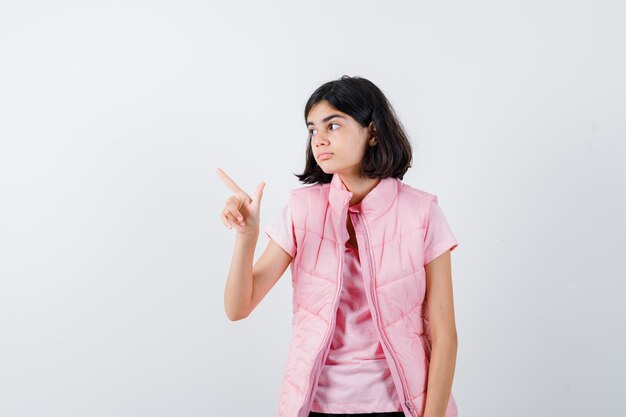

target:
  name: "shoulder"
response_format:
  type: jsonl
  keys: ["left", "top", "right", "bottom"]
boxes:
{"left": 396, "top": 181, "right": 455, "bottom": 231}
{"left": 289, "top": 182, "right": 328, "bottom": 195}
{"left": 396, "top": 180, "right": 439, "bottom": 205}
{"left": 280, "top": 184, "right": 329, "bottom": 222}
{"left": 286, "top": 182, "right": 330, "bottom": 203}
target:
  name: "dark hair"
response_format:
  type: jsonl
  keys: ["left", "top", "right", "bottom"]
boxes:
{"left": 294, "top": 75, "right": 413, "bottom": 184}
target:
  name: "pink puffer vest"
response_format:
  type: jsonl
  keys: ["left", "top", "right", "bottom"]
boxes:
{"left": 277, "top": 172, "right": 458, "bottom": 417}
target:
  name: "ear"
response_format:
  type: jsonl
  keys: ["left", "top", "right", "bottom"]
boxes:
{"left": 368, "top": 122, "right": 377, "bottom": 145}
{"left": 368, "top": 121, "right": 377, "bottom": 136}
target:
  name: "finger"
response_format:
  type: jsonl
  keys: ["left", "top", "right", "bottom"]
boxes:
{"left": 254, "top": 181, "right": 266, "bottom": 204}
{"left": 223, "top": 210, "right": 238, "bottom": 228}
{"left": 226, "top": 202, "right": 243, "bottom": 221}
{"left": 216, "top": 168, "right": 251, "bottom": 199}
{"left": 225, "top": 206, "right": 245, "bottom": 225}
{"left": 236, "top": 193, "right": 253, "bottom": 206}
{"left": 224, "top": 210, "right": 243, "bottom": 227}
{"left": 226, "top": 195, "right": 248, "bottom": 215}
{"left": 221, "top": 212, "right": 232, "bottom": 229}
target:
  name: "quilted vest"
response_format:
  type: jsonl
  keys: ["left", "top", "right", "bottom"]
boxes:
{"left": 276, "top": 172, "right": 458, "bottom": 417}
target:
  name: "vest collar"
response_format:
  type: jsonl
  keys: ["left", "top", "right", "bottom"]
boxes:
{"left": 328, "top": 172, "right": 398, "bottom": 221}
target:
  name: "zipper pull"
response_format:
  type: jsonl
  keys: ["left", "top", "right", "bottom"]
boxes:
{"left": 405, "top": 400, "right": 416, "bottom": 416}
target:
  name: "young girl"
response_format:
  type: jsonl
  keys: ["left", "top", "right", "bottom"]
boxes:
{"left": 219, "top": 75, "right": 459, "bottom": 417}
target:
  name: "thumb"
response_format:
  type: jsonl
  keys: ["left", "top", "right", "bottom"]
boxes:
{"left": 254, "top": 181, "right": 266, "bottom": 206}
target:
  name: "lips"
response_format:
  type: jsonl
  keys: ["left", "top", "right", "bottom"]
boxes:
{"left": 318, "top": 152, "right": 333, "bottom": 160}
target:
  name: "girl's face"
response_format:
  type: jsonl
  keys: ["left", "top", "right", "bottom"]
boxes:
{"left": 306, "top": 100, "right": 376, "bottom": 177}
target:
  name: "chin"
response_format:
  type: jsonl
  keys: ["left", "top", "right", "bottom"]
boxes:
{"left": 318, "top": 165, "right": 337, "bottom": 174}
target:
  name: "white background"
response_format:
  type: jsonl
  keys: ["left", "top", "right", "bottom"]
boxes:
{"left": 1, "top": 1, "right": 625, "bottom": 416}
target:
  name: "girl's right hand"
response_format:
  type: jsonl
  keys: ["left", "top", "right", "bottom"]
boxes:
{"left": 216, "top": 167, "right": 266, "bottom": 235}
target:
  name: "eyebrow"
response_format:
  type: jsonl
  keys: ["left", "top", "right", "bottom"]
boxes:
{"left": 306, "top": 114, "right": 346, "bottom": 126}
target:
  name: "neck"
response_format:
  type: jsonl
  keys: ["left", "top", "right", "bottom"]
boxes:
{"left": 338, "top": 174, "right": 381, "bottom": 206}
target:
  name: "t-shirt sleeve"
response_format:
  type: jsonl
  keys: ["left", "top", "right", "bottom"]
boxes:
{"left": 264, "top": 202, "right": 297, "bottom": 258}
{"left": 423, "top": 197, "right": 459, "bottom": 265}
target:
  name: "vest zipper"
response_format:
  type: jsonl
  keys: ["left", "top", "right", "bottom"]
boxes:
{"left": 297, "top": 195, "right": 351, "bottom": 417}
{"left": 358, "top": 212, "right": 418, "bottom": 417}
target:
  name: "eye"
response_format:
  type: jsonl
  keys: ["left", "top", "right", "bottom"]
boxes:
{"left": 308, "top": 122, "right": 339, "bottom": 137}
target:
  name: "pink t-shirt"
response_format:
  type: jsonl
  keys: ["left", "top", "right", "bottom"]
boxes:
{"left": 264, "top": 197, "right": 459, "bottom": 414}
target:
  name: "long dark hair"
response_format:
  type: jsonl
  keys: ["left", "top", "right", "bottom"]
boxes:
{"left": 295, "top": 75, "right": 413, "bottom": 184}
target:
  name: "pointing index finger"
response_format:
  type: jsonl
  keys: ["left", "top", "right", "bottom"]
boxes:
{"left": 216, "top": 168, "right": 250, "bottom": 198}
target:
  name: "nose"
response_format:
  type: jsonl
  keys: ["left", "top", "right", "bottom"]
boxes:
{"left": 311, "top": 131, "right": 330, "bottom": 148}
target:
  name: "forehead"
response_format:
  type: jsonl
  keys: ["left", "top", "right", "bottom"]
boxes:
{"left": 306, "top": 101, "right": 349, "bottom": 126}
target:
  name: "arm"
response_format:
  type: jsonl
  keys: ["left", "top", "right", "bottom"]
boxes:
{"left": 422, "top": 250, "right": 458, "bottom": 417}
{"left": 217, "top": 168, "right": 293, "bottom": 321}
{"left": 224, "top": 231, "right": 293, "bottom": 321}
